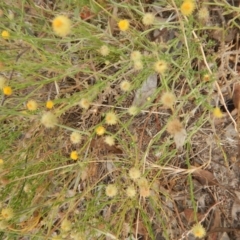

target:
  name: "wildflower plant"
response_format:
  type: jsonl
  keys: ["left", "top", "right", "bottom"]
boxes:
{"left": 0, "top": 0, "right": 236, "bottom": 239}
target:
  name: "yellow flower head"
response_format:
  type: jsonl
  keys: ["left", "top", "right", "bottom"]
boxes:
{"left": 154, "top": 60, "right": 168, "bottom": 74}
{"left": 27, "top": 100, "right": 38, "bottom": 111}
{"left": 70, "top": 150, "right": 78, "bottom": 160}
{"left": 118, "top": 19, "right": 129, "bottom": 31}
{"left": 52, "top": 15, "right": 71, "bottom": 37}
{"left": 180, "top": 0, "right": 195, "bottom": 16}
{"left": 1, "top": 30, "right": 10, "bottom": 39}
{"left": 105, "top": 112, "right": 118, "bottom": 125}
{"left": 191, "top": 223, "right": 206, "bottom": 238}
{"left": 95, "top": 126, "right": 105, "bottom": 136}
{"left": 213, "top": 107, "right": 223, "bottom": 118}
{"left": 46, "top": 100, "right": 54, "bottom": 109}
{"left": 3, "top": 86, "right": 12, "bottom": 96}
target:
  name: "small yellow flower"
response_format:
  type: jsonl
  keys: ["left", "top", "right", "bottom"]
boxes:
{"left": 1, "top": 30, "right": 10, "bottom": 39}
{"left": 129, "top": 167, "right": 141, "bottom": 180}
{"left": 95, "top": 126, "right": 105, "bottom": 136}
{"left": 213, "top": 107, "right": 223, "bottom": 118}
{"left": 180, "top": 0, "right": 195, "bottom": 16}
{"left": 61, "top": 218, "right": 72, "bottom": 232}
{"left": 202, "top": 74, "right": 210, "bottom": 82}
{"left": 52, "top": 15, "right": 71, "bottom": 37}
{"left": 105, "top": 112, "right": 118, "bottom": 125}
{"left": 120, "top": 80, "right": 131, "bottom": 92}
{"left": 41, "top": 112, "right": 58, "bottom": 128}
{"left": 142, "top": 13, "right": 155, "bottom": 26}
{"left": 130, "top": 51, "right": 142, "bottom": 62}
{"left": 105, "top": 184, "right": 117, "bottom": 197}
{"left": 99, "top": 45, "right": 110, "bottom": 56}
{"left": 46, "top": 100, "right": 54, "bottom": 109}
{"left": 1, "top": 208, "right": 14, "bottom": 220}
{"left": 191, "top": 223, "right": 206, "bottom": 238}
{"left": 70, "top": 151, "right": 78, "bottom": 160}
{"left": 154, "top": 60, "right": 168, "bottom": 74}
{"left": 3, "top": 86, "right": 12, "bottom": 96}
{"left": 26, "top": 100, "right": 38, "bottom": 111}
{"left": 104, "top": 136, "right": 115, "bottom": 146}
{"left": 79, "top": 98, "right": 91, "bottom": 109}
{"left": 70, "top": 131, "right": 82, "bottom": 144}
{"left": 0, "top": 76, "right": 6, "bottom": 89}
{"left": 118, "top": 19, "right": 129, "bottom": 31}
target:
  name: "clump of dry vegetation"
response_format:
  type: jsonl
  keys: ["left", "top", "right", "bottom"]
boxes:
{"left": 0, "top": 0, "right": 240, "bottom": 239}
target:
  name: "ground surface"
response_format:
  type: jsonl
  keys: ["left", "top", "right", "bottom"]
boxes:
{"left": 0, "top": 0, "right": 240, "bottom": 240}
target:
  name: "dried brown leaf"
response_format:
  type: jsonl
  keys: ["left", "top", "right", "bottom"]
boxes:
{"left": 192, "top": 169, "right": 218, "bottom": 186}
{"left": 132, "top": 74, "right": 157, "bottom": 108}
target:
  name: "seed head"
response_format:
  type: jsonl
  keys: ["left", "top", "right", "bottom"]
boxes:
{"left": 166, "top": 119, "right": 183, "bottom": 135}
{"left": 133, "top": 60, "right": 143, "bottom": 71}
{"left": 126, "top": 186, "right": 136, "bottom": 198}
{"left": 41, "top": 112, "right": 58, "bottom": 128}
{"left": 161, "top": 92, "right": 176, "bottom": 109}
{"left": 142, "top": 13, "right": 155, "bottom": 26}
{"left": 191, "top": 223, "right": 206, "bottom": 238}
{"left": 1, "top": 208, "right": 14, "bottom": 220}
{"left": 120, "top": 80, "right": 131, "bottom": 92}
{"left": 70, "top": 132, "right": 82, "bottom": 144}
{"left": 198, "top": 6, "right": 209, "bottom": 22}
{"left": 129, "top": 167, "right": 141, "bottom": 180}
{"left": 104, "top": 136, "right": 115, "bottom": 146}
{"left": 128, "top": 106, "right": 140, "bottom": 116}
{"left": 154, "top": 60, "right": 168, "bottom": 74}
{"left": 105, "top": 184, "right": 117, "bottom": 197}
{"left": 79, "top": 98, "right": 91, "bottom": 109}
{"left": 130, "top": 51, "right": 142, "bottom": 62}
{"left": 99, "top": 45, "right": 110, "bottom": 56}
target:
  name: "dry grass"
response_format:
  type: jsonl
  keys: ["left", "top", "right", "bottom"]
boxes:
{"left": 0, "top": 0, "right": 240, "bottom": 239}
